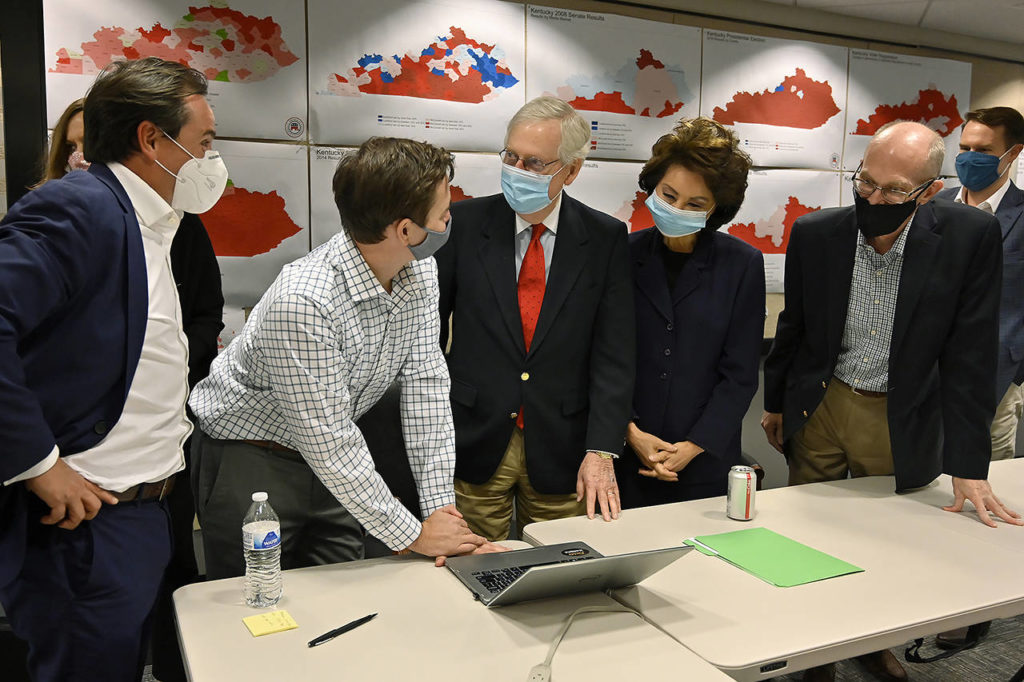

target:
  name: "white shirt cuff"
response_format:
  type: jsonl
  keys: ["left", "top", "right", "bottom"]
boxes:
{"left": 5, "top": 445, "right": 60, "bottom": 485}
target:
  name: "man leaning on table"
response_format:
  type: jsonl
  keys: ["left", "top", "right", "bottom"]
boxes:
{"left": 189, "top": 137, "right": 490, "bottom": 574}
{"left": 761, "top": 121, "right": 1022, "bottom": 681}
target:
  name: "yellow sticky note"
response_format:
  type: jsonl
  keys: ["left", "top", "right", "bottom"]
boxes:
{"left": 243, "top": 610, "right": 299, "bottom": 637}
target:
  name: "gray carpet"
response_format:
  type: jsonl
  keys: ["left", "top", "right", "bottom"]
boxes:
{"left": 772, "top": 615, "right": 1024, "bottom": 681}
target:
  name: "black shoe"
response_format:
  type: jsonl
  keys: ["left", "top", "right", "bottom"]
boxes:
{"left": 802, "top": 663, "right": 836, "bottom": 682}
{"left": 935, "top": 620, "right": 991, "bottom": 650}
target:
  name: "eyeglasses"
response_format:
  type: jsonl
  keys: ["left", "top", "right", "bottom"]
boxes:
{"left": 499, "top": 149, "right": 561, "bottom": 174}
{"left": 850, "top": 163, "right": 936, "bottom": 204}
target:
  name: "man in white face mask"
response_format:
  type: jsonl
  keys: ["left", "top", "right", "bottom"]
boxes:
{"left": 436, "top": 96, "right": 636, "bottom": 541}
{"left": 0, "top": 57, "right": 220, "bottom": 682}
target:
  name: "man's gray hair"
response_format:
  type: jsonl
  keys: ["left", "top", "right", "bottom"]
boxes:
{"left": 873, "top": 120, "right": 945, "bottom": 180}
{"left": 505, "top": 96, "right": 591, "bottom": 164}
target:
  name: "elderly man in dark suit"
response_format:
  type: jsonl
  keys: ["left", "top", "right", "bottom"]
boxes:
{"left": 0, "top": 58, "right": 226, "bottom": 682}
{"left": 762, "top": 120, "right": 1022, "bottom": 682}
{"left": 436, "top": 96, "right": 635, "bottom": 540}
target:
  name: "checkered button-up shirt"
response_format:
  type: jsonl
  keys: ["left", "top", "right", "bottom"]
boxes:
{"left": 834, "top": 220, "right": 912, "bottom": 393}
{"left": 189, "top": 230, "right": 455, "bottom": 550}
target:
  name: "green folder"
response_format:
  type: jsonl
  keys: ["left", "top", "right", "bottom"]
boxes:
{"left": 683, "top": 527, "right": 863, "bottom": 587}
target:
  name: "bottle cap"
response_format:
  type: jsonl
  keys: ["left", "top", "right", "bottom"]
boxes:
{"left": 252, "top": 491, "right": 268, "bottom": 502}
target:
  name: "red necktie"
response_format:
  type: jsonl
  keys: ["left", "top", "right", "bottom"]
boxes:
{"left": 517, "top": 223, "right": 546, "bottom": 429}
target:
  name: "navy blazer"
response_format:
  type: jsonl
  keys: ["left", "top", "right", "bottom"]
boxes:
{"left": 0, "top": 164, "right": 147, "bottom": 586}
{"left": 937, "top": 182, "right": 1024, "bottom": 401}
{"left": 437, "top": 192, "right": 635, "bottom": 494}
{"left": 620, "top": 228, "right": 764, "bottom": 505}
{"left": 764, "top": 199, "right": 1001, "bottom": 491}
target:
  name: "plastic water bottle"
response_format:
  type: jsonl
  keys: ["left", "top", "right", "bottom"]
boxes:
{"left": 242, "top": 491, "right": 282, "bottom": 607}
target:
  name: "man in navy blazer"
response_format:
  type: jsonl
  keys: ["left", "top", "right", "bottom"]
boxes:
{"left": 436, "top": 97, "right": 634, "bottom": 540}
{"left": 0, "top": 58, "right": 224, "bottom": 682}
{"left": 939, "top": 106, "right": 1024, "bottom": 460}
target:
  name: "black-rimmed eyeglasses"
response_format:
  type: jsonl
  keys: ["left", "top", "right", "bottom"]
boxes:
{"left": 849, "top": 162, "right": 936, "bottom": 204}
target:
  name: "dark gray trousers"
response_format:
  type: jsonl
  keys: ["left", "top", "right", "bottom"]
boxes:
{"left": 191, "top": 430, "right": 364, "bottom": 579}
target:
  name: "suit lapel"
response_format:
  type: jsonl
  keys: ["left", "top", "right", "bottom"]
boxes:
{"left": 478, "top": 197, "right": 526, "bottom": 356}
{"left": 529, "top": 195, "right": 587, "bottom": 357}
{"left": 633, "top": 230, "right": 673, "bottom": 324}
{"left": 90, "top": 164, "right": 148, "bottom": 399}
{"left": 826, "top": 211, "right": 858, "bottom": 361}
{"left": 996, "top": 181, "right": 1024, "bottom": 242}
{"left": 891, "top": 204, "right": 940, "bottom": 357}
{"left": 672, "top": 232, "right": 713, "bottom": 305}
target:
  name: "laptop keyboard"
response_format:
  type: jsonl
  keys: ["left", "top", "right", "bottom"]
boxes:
{"left": 472, "top": 556, "right": 595, "bottom": 594}
{"left": 473, "top": 567, "right": 526, "bottom": 593}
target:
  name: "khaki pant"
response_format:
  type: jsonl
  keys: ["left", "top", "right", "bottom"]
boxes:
{"left": 789, "top": 379, "right": 895, "bottom": 485}
{"left": 455, "top": 429, "right": 585, "bottom": 541}
{"left": 990, "top": 383, "right": 1024, "bottom": 461}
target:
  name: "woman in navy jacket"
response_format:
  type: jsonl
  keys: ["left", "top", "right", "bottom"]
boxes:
{"left": 618, "top": 118, "right": 765, "bottom": 507}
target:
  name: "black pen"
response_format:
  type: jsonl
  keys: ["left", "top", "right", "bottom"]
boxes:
{"left": 307, "top": 613, "right": 377, "bottom": 648}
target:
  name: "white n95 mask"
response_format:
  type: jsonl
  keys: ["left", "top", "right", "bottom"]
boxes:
{"left": 155, "top": 129, "right": 229, "bottom": 214}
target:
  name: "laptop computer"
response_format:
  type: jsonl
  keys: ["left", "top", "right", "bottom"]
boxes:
{"left": 446, "top": 541, "right": 691, "bottom": 607}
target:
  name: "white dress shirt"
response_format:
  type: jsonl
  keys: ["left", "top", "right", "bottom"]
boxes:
{"left": 955, "top": 179, "right": 1012, "bottom": 215}
{"left": 514, "top": 193, "right": 562, "bottom": 280}
{"left": 59, "top": 163, "right": 191, "bottom": 491}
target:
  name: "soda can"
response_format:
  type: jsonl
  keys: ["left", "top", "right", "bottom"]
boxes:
{"left": 727, "top": 465, "right": 756, "bottom": 521}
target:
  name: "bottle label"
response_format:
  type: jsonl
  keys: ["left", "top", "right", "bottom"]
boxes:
{"left": 254, "top": 530, "right": 281, "bottom": 550}
{"left": 243, "top": 522, "right": 282, "bottom": 550}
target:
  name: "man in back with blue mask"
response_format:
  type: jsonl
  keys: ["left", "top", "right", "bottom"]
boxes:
{"left": 436, "top": 96, "right": 635, "bottom": 541}
{"left": 189, "top": 137, "right": 490, "bottom": 576}
{"left": 940, "top": 107, "right": 1024, "bottom": 462}
{"left": 933, "top": 106, "right": 1024, "bottom": 652}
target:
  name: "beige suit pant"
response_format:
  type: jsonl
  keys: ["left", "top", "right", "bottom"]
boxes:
{"left": 788, "top": 380, "right": 895, "bottom": 485}
{"left": 990, "top": 383, "right": 1024, "bottom": 461}
{"left": 455, "top": 428, "right": 585, "bottom": 541}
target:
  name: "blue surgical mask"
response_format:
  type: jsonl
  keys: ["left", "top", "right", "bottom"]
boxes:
{"left": 645, "top": 192, "right": 710, "bottom": 237}
{"left": 955, "top": 148, "right": 1012, "bottom": 192}
{"left": 408, "top": 216, "right": 452, "bottom": 260}
{"left": 500, "top": 162, "right": 563, "bottom": 215}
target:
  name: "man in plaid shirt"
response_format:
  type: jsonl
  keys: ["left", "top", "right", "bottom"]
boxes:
{"left": 189, "top": 137, "right": 486, "bottom": 575}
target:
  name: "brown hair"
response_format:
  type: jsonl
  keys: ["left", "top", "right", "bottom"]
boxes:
{"left": 84, "top": 57, "right": 208, "bottom": 164}
{"left": 965, "top": 107, "right": 1024, "bottom": 149}
{"left": 332, "top": 137, "right": 454, "bottom": 244}
{"left": 35, "top": 98, "right": 85, "bottom": 187}
{"left": 638, "top": 117, "right": 752, "bottom": 232}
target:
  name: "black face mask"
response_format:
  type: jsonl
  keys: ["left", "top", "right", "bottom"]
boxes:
{"left": 852, "top": 189, "right": 918, "bottom": 239}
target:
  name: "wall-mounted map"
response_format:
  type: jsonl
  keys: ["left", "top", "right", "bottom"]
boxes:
{"left": 44, "top": 1, "right": 307, "bottom": 140}
{"left": 526, "top": 5, "right": 699, "bottom": 161}
{"left": 308, "top": 0, "right": 525, "bottom": 149}
{"left": 700, "top": 30, "right": 848, "bottom": 170}
{"left": 844, "top": 49, "right": 970, "bottom": 174}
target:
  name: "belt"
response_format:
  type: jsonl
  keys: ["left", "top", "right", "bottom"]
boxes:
{"left": 242, "top": 439, "right": 299, "bottom": 455}
{"left": 834, "top": 377, "right": 887, "bottom": 399}
{"left": 108, "top": 475, "right": 176, "bottom": 503}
